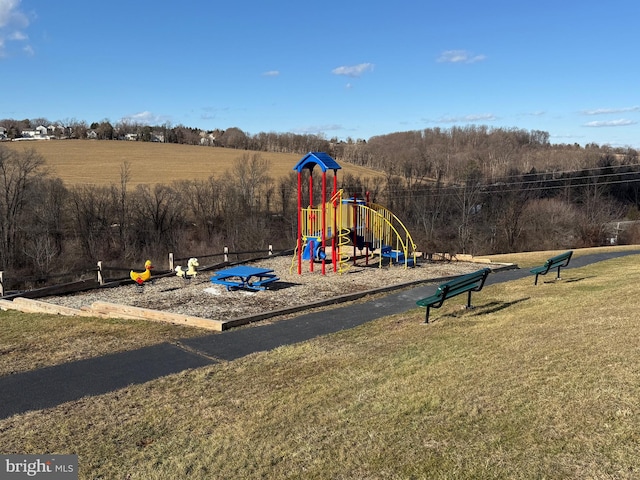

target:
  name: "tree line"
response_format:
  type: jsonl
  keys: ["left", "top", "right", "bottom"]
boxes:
{"left": 3, "top": 117, "right": 637, "bottom": 171}
{"left": 1, "top": 124, "right": 639, "bottom": 290}
{"left": 0, "top": 117, "right": 335, "bottom": 153}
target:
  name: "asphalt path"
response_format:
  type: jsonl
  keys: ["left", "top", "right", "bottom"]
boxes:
{"left": 1, "top": 249, "right": 638, "bottom": 419}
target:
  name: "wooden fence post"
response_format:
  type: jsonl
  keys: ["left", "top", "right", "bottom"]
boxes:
{"left": 169, "top": 253, "right": 174, "bottom": 272}
{"left": 224, "top": 246, "right": 229, "bottom": 263}
{"left": 0, "top": 271, "right": 4, "bottom": 297}
{"left": 97, "top": 261, "right": 104, "bottom": 286}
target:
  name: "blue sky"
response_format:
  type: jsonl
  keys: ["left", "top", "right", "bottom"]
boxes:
{"left": 1, "top": 0, "right": 639, "bottom": 147}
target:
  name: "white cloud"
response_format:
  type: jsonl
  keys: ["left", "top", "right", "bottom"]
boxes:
{"left": 121, "top": 111, "right": 170, "bottom": 125}
{"left": 8, "top": 30, "right": 25, "bottom": 40}
{"left": 331, "top": 63, "right": 374, "bottom": 78}
{"left": 582, "top": 106, "right": 640, "bottom": 115}
{"left": 431, "top": 113, "right": 497, "bottom": 124}
{"left": 292, "top": 124, "right": 343, "bottom": 135}
{"left": 0, "top": 0, "right": 31, "bottom": 57}
{"left": 437, "top": 50, "right": 486, "bottom": 64}
{"left": 262, "top": 70, "right": 280, "bottom": 77}
{"left": 0, "top": 0, "right": 22, "bottom": 27}
{"left": 583, "top": 119, "right": 636, "bottom": 127}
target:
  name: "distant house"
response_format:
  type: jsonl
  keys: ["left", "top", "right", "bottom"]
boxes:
{"left": 18, "top": 125, "right": 50, "bottom": 141}
{"left": 199, "top": 131, "right": 217, "bottom": 146}
{"left": 47, "top": 125, "right": 66, "bottom": 138}
{"left": 87, "top": 130, "right": 98, "bottom": 139}
{"left": 0, "top": 127, "right": 6, "bottom": 140}
{"left": 124, "top": 133, "right": 138, "bottom": 141}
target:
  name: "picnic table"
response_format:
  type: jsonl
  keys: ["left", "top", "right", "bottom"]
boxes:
{"left": 209, "top": 266, "right": 279, "bottom": 291}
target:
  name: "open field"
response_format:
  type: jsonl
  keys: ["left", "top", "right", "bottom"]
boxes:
{"left": 4, "top": 140, "right": 386, "bottom": 188}
{"left": 2, "top": 249, "right": 640, "bottom": 478}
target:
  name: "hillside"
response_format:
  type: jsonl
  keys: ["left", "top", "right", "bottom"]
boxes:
{"left": 4, "top": 140, "right": 386, "bottom": 188}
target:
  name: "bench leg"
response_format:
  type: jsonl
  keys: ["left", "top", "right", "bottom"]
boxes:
{"left": 466, "top": 290, "right": 473, "bottom": 309}
{"left": 556, "top": 266, "right": 562, "bottom": 280}
{"left": 534, "top": 273, "right": 540, "bottom": 286}
{"left": 425, "top": 305, "right": 431, "bottom": 324}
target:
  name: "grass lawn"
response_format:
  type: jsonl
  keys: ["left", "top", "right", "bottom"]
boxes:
{"left": 483, "top": 244, "right": 640, "bottom": 268}
{"left": 1, "top": 252, "right": 640, "bottom": 478}
{"left": 0, "top": 313, "right": 207, "bottom": 376}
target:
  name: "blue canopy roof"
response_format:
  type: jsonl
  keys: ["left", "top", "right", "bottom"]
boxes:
{"left": 293, "top": 152, "right": 342, "bottom": 173}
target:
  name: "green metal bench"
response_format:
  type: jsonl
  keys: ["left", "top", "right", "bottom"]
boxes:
{"left": 530, "top": 250, "right": 573, "bottom": 285}
{"left": 416, "top": 268, "right": 491, "bottom": 323}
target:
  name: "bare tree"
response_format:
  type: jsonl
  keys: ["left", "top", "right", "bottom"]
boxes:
{"left": 69, "top": 185, "right": 115, "bottom": 260}
{"left": 521, "top": 198, "right": 578, "bottom": 250}
{"left": 22, "top": 177, "right": 68, "bottom": 272}
{"left": 409, "top": 174, "right": 447, "bottom": 252}
{"left": 110, "top": 162, "right": 133, "bottom": 259}
{"left": 23, "top": 235, "right": 58, "bottom": 276}
{"left": 0, "top": 146, "right": 47, "bottom": 268}
{"left": 455, "top": 161, "right": 484, "bottom": 254}
{"left": 277, "top": 172, "right": 297, "bottom": 218}
{"left": 219, "top": 127, "right": 248, "bottom": 149}
{"left": 131, "top": 184, "right": 187, "bottom": 254}
{"left": 575, "top": 180, "right": 625, "bottom": 246}
{"left": 229, "top": 153, "right": 273, "bottom": 215}
{"left": 178, "top": 176, "right": 225, "bottom": 242}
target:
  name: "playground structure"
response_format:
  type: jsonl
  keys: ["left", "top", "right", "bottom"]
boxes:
{"left": 292, "top": 152, "right": 418, "bottom": 275}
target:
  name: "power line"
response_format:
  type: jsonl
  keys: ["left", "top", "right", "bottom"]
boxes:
{"left": 377, "top": 166, "right": 640, "bottom": 199}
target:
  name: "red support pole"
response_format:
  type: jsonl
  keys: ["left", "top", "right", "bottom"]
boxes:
{"left": 321, "top": 171, "right": 327, "bottom": 275}
{"left": 352, "top": 195, "right": 357, "bottom": 266}
{"left": 332, "top": 200, "right": 337, "bottom": 273}
{"left": 297, "top": 171, "right": 302, "bottom": 274}
{"left": 365, "top": 191, "right": 370, "bottom": 265}
{"left": 333, "top": 173, "right": 339, "bottom": 272}
{"left": 308, "top": 171, "right": 314, "bottom": 273}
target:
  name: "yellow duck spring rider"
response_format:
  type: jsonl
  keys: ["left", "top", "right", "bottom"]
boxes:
{"left": 130, "top": 260, "right": 153, "bottom": 286}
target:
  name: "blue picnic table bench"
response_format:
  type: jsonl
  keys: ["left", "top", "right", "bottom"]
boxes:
{"left": 210, "top": 266, "right": 279, "bottom": 291}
